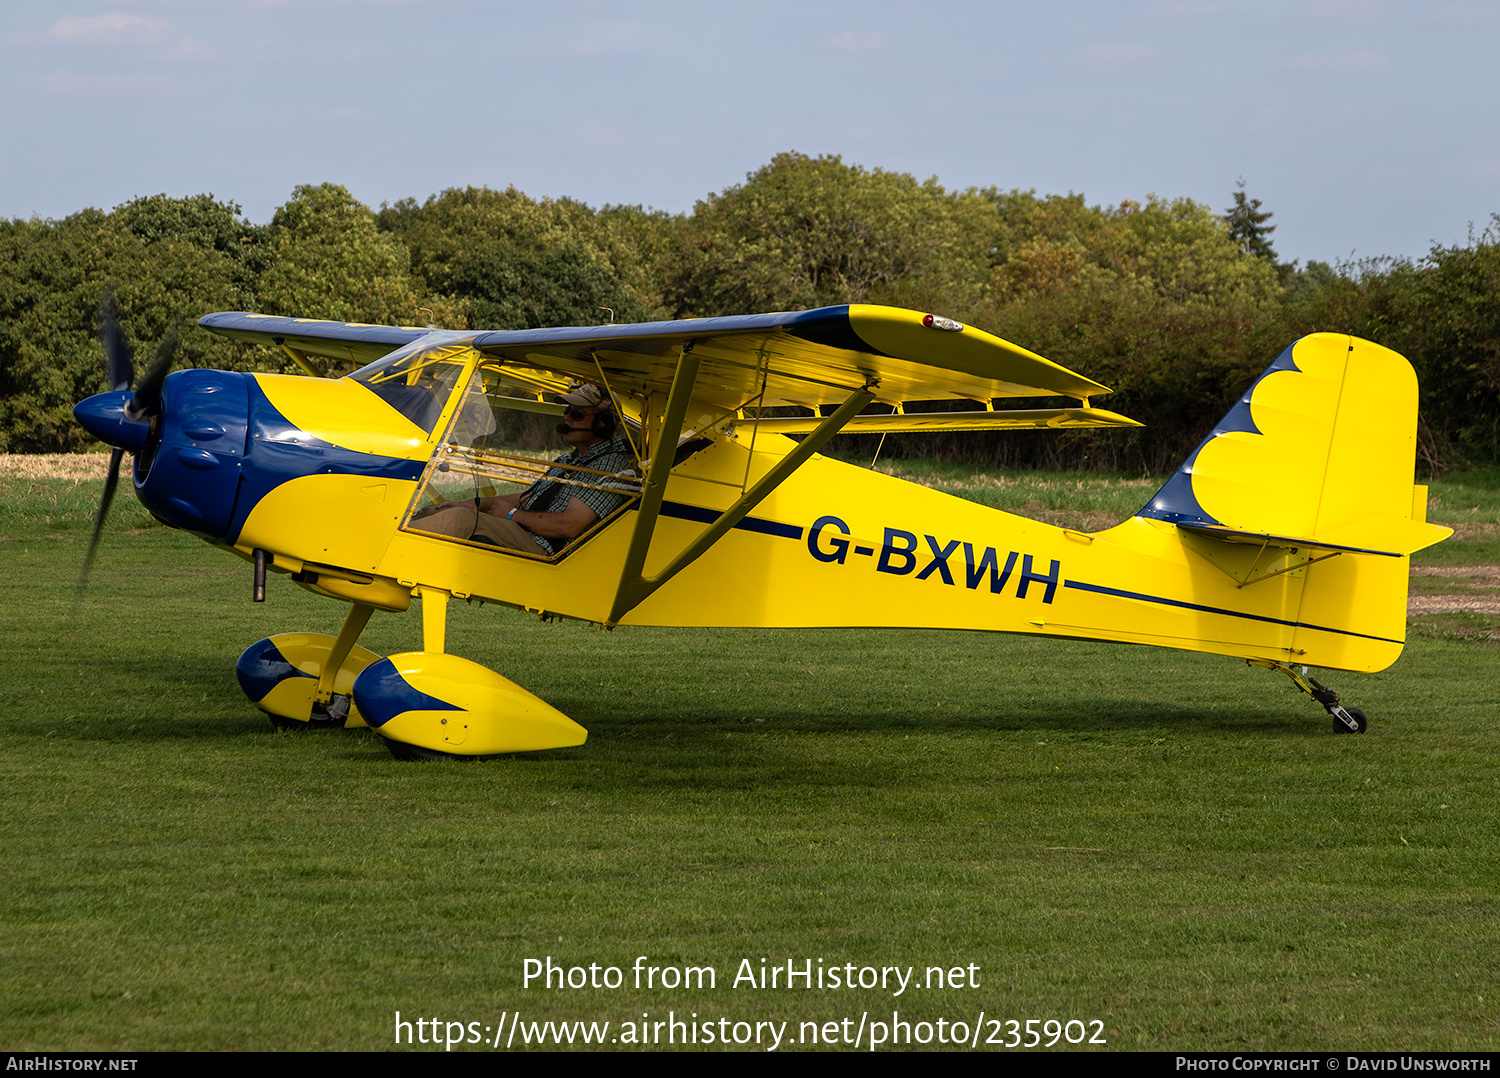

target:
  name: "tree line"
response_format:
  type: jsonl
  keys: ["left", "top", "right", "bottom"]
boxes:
{"left": 2, "top": 152, "right": 1495, "bottom": 473}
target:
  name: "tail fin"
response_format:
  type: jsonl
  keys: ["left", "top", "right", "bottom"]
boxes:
{"left": 1138, "top": 333, "right": 1450, "bottom": 670}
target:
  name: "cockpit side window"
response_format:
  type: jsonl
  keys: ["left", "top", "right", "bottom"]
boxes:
{"left": 399, "top": 365, "right": 643, "bottom": 561}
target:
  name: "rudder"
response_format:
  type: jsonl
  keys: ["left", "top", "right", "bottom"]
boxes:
{"left": 1138, "top": 333, "right": 1449, "bottom": 671}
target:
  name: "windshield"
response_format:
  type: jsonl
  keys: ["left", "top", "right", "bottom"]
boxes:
{"left": 349, "top": 336, "right": 475, "bottom": 435}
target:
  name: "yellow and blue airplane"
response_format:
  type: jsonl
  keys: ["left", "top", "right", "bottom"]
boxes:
{"left": 72, "top": 304, "right": 1450, "bottom": 758}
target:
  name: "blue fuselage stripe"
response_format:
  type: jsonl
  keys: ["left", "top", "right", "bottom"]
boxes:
{"left": 1061, "top": 579, "right": 1403, "bottom": 645}
{"left": 659, "top": 500, "right": 803, "bottom": 539}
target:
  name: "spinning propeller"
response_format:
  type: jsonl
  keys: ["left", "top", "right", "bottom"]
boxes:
{"left": 75, "top": 295, "right": 179, "bottom": 603}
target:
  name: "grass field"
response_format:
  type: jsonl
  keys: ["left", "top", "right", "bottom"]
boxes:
{"left": 1, "top": 455, "right": 1497, "bottom": 1052}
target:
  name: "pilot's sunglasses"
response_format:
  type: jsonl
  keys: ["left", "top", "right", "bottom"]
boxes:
{"left": 564, "top": 406, "right": 596, "bottom": 420}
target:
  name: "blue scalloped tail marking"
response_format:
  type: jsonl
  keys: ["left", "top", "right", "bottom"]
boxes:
{"left": 1137, "top": 343, "right": 1301, "bottom": 526}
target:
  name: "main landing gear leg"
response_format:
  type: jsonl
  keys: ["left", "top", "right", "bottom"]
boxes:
{"left": 312, "top": 602, "right": 375, "bottom": 724}
{"left": 1248, "top": 659, "right": 1368, "bottom": 733}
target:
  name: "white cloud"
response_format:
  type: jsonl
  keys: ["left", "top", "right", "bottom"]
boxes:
{"left": 828, "top": 31, "right": 890, "bottom": 53}
{"left": 6, "top": 12, "right": 211, "bottom": 58}
{"left": 1281, "top": 50, "right": 1390, "bottom": 71}
{"left": 9, "top": 13, "right": 170, "bottom": 46}
{"left": 1073, "top": 44, "right": 1158, "bottom": 69}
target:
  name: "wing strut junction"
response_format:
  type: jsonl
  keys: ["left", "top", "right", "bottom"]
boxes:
{"left": 607, "top": 341, "right": 875, "bottom": 624}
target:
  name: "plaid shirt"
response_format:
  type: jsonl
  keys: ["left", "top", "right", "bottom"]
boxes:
{"left": 519, "top": 435, "right": 635, "bottom": 554}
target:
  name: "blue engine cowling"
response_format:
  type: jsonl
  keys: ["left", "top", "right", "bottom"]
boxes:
{"left": 133, "top": 369, "right": 249, "bottom": 539}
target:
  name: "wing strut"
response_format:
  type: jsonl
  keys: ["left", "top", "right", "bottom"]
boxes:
{"left": 606, "top": 345, "right": 875, "bottom": 625}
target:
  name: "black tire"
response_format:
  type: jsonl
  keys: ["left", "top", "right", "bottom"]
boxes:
{"left": 379, "top": 736, "right": 508, "bottom": 762}
{"left": 381, "top": 737, "right": 460, "bottom": 761}
{"left": 265, "top": 705, "right": 347, "bottom": 731}
{"left": 1332, "top": 706, "right": 1368, "bottom": 734}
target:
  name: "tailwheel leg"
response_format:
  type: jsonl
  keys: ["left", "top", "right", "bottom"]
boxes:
{"left": 1249, "top": 659, "right": 1368, "bottom": 733}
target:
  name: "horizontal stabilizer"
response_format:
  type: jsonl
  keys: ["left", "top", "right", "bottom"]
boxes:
{"left": 1179, "top": 517, "right": 1452, "bottom": 558}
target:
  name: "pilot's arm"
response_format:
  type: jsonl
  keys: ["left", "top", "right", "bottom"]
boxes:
{"left": 507, "top": 496, "right": 597, "bottom": 540}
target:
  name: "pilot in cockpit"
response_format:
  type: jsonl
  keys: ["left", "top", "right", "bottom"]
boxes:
{"left": 413, "top": 384, "right": 635, "bottom": 555}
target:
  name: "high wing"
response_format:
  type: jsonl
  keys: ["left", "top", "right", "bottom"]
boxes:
{"left": 200, "top": 304, "right": 1139, "bottom": 432}
{"left": 472, "top": 303, "right": 1118, "bottom": 413}
{"left": 198, "top": 312, "right": 444, "bottom": 374}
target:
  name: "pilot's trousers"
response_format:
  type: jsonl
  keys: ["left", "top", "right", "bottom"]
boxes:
{"left": 409, "top": 504, "right": 547, "bottom": 554}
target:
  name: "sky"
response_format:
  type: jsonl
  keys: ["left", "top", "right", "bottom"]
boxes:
{"left": 2, "top": 0, "right": 1497, "bottom": 267}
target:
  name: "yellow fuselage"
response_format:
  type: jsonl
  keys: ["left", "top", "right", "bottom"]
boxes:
{"left": 233, "top": 374, "right": 1408, "bottom": 675}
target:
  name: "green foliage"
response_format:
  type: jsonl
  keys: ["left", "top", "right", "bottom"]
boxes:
{"left": 905, "top": 192, "right": 1285, "bottom": 472}
{"left": 377, "top": 186, "right": 661, "bottom": 330}
{"left": 115, "top": 192, "right": 267, "bottom": 270}
{"left": 1265, "top": 219, "right": 1500, "bottom": 470}
{"left": 258, "top": 183, "right": 465, "bottom": 334}
{"left": 985, "top": 191, "right": 1280, "bottom": 308}
{"left": 1, "top": 162, "right": 1497, "bottom": 472}
{"left": 0, "top": 200, "right": 255, "bottom": 452}
{"left": 1404, "top": 221, "right": 1500, "bottom": 465}
{"left": 664, "top": 152, "right": 999, "bottom": 317}
{"left": 1281, "top": 259, "right": 1337, "bottom": 301}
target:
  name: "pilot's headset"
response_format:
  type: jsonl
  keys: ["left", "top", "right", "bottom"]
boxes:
{"left": 557, "top": 383, "right": 617, "bottom": 438}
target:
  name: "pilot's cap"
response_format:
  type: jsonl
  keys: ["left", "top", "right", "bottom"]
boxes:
{"left": 558, "top": 384, "right": 609, "bottom": 409}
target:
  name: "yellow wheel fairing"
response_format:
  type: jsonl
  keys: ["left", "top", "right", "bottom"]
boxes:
{"left": 254, "top": 672, "right": 317, "bottom": 724}
{"left": 235, "top": 632, "right": 384, "bottom": 727}
{"left": 354, "top": 653, "right": 587, "bottom": 756}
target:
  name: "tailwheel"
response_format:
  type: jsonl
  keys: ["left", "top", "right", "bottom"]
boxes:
{"left": 1332, "top": 706, "right": 1368, "bottom": 735}
{"left": 1248, "top": 659, "right": 1369, "bottom": 734}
